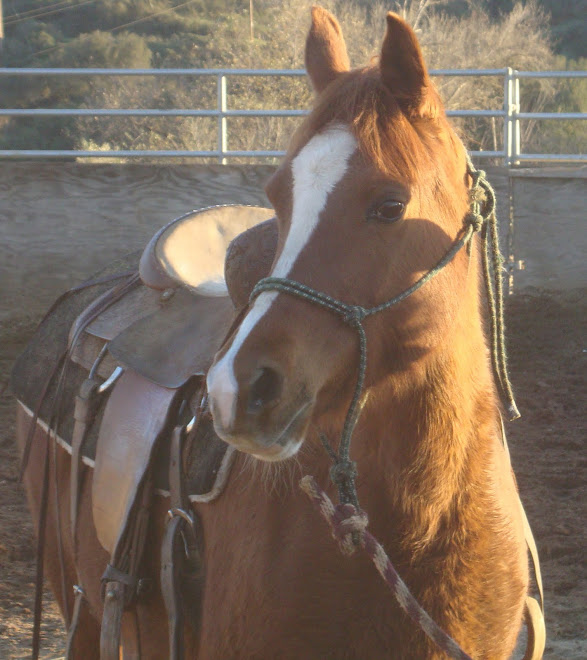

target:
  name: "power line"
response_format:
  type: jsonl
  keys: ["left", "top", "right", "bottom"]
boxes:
{"left": 109, "top": 0, "right": 200, "bottom": 33}
{"left": 24, "top": 0, "right": 200, "bottom": 61}
{"left": 5, "top": 0, "right": 98, "bottom": 25}
{"left": 5, "top": 0, "right": 73, "bottom": 22}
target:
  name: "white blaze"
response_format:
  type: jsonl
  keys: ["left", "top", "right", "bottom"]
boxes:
{"left": 207, "top": 125, "right": 357, "bottom": 431}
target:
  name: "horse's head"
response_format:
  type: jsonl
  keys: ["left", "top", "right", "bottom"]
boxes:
{"left": 207, "top": 7, "right": 475, "bottom": 461}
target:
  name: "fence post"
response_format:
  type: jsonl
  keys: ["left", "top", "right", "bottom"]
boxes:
{"left": 504, "top": 68, "right": 520, "bottom": 293}
{"left": 217, "top": 74, "right": 227, "bottom": 165}
{"left": 504, "top": 67, "right": 513, "bottom": 167}
{"left": 0, "top": 0, "right": 4, "bottom": 54}
{"left": 513, "top": 71, "right": 520, "bottom": 165}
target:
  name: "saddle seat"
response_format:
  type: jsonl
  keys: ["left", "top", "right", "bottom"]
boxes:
{"left": 139, "top": 205, "right": 275, "bottom": 295}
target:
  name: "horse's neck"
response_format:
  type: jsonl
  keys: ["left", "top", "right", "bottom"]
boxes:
{"left": 355, "top": 319, "right": 500, "bottom": 549}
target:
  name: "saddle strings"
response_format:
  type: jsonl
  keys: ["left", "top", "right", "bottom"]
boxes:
{"left": 250, "top": 161, "right": 519, "bottom": 509}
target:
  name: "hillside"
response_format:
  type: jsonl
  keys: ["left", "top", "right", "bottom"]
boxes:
{"left": 1, "top": 0, "right": 584, "bottom": 67}
{"left": 0, "top": 1, "right": 584, "bottom": 158}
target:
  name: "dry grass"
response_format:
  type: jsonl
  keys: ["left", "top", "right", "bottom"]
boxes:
{"left": 72, "top": 1, "right": 559, "bottom": 160}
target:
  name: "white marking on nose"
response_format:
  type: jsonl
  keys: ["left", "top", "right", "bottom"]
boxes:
{"left": 207, "top": 291, "right": 277, "bottom": 431}
{"left": 207, "top": 125, "right": 357, "bottom": 432}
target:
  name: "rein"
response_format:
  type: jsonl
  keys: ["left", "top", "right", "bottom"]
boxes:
{"left": 249, "top": 162, "right": 520, "bottom": 660}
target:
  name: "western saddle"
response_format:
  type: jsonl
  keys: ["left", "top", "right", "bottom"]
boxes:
{"left": 12, "top": 205, "right": 278, "bottom": 660}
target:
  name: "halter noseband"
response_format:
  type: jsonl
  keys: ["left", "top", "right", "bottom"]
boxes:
{"left": 250, "top": 161, "right": 519, "bottom": 510}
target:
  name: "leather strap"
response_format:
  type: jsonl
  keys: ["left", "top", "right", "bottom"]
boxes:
{"left": 32, "top": 440, "right": 51, "bottom": 660}
{"left": 498, "top": 415, "right": 545, "bottom": 659}
{"left": 99, "top": 469, "right": 155, "bottom": 659}
{"left": 523, "top": 596, "right": 546, "bottom": 660}
{"left": 161, "top": 514, "right": 187, "bottom": 660}
{"left": 162, "top": 425, "right": 189, "bottom": 660}
{"left": 100, "top": 581, "right": 125, "bottom": 660}
{"left": 120, "top": 610, "right": 141, "bottom": 659}
{"left": 170, "top": 425, "right": 190, "bottom": 511}
{"left": 520, "top": 499, "right": 546, "bottom": 660}
{"left": 70, "top": 378, "right": 101, "bottom": 547}
{"left": 99, "top": 474, "right": 153, "bottom": 654}
{"left": 68, "top": 371, "right": 112, "bottom": 657}
{"left": 499, "top": 416, "right": 544, "bottom": 614}
{"left": 161, "top": 422, "right": 204, "bottom": 660}
{"left": 65, "top": 585, "right": 85, "bottom": 660}
{"left": 519, "top": 485, "right": 545, "bottom": 614}
{"left": 20, "top": 352, "right": 67, "bottom": 481}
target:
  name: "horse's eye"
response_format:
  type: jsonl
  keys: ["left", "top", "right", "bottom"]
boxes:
{"left": 369, "top": 200, "right": 405, "bottom": 223}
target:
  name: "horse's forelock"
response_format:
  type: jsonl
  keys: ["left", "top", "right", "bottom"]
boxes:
{"left": 296, "top": 67, "right": 460, "bottom": 188}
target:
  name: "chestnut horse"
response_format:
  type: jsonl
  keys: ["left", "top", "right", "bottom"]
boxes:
{"left": 17, "top": 7, "right": 542, "bottom": 659}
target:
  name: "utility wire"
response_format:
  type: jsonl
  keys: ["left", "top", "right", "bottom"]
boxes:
{"left": 5, "top": 0, "right": 72, "bottom": 21}
{"left": 24, "top": 0, "right": 200, "bottom": 61}
{"left": 109, "top": 0, "right": 200, "bottom": 33}
{"left": 6, "top": 0, "right": 97, "bottom": 25}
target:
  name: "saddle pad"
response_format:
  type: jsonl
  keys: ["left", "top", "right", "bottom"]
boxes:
{"left": 11, "top": 252, "right": 141, "bottom": 410}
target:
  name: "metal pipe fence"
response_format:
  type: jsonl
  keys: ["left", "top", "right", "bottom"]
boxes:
{"left": 0, "top": 67, "right": 584, "bottom": 165}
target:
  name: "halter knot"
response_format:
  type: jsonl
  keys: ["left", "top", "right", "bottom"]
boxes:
{"left": 300, "top": 475, "right": 368, "bottom": 556}
{"left": 332, "top": 503, "right": 369, "bottom": 556}
{"left": 469, "top": 170, "right": 487, "bottom": 196}
{"left": 329, "top": 459, "right": 358, "bottom": 488}
{"left": 465, "top": 211, "right": 484, "bottom": 233}
{"left": 342, "top": 305, "right": 367, "bottom": 327}
{"left": 468, "top": 166, "right": 485, "bottom": 189}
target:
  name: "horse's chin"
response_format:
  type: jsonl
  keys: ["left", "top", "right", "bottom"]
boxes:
{"left": 212, "top": 402, "right": 312, "bottom": 462}
{"left": 251, "top": 437, "right": 304, "bottom": 462}
{"left": 216, "top": 433, "right": 305, "bottom": 463}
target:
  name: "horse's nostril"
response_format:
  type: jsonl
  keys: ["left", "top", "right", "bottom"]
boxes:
{"left": 247, "top": 366, "right": 283, "bottom": 414}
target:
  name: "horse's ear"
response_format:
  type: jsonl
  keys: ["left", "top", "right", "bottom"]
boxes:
{"left": 380, "top": 12, "right": 440, "bottom": 118}
{"left": 305, "top": 6, "right": 350, "bottom": 94}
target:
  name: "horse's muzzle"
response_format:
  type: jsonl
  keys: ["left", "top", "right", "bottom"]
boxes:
{"left": 207, "top": 360, "right": 314, "bottom": 461}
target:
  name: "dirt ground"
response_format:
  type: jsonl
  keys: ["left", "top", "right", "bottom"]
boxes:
{"left": 0, "top": 287, "right": 585, "bottom": 659}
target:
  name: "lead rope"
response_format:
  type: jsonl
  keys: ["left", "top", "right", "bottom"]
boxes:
{"left": 299, "top": 475, "right": 474, "bottom": 660}
{"left": 249, "top": 162, "right": 519, "bottom": 660}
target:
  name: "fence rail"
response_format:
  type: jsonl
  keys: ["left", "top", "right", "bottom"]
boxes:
{"left": 0, "top": 67, "right": 585, "bottom": 165}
